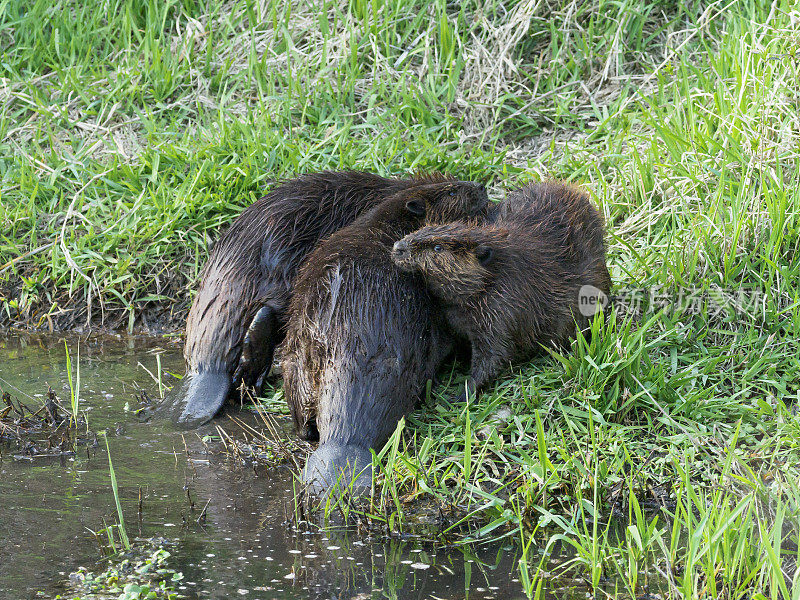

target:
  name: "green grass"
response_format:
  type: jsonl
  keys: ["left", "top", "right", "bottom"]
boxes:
{"left": 64, "top": 339, "right": 80, "bottom": 425}
{"left": 102, "top": 432, "right": 131, "bottom": 551}
{"left": 3, "top": 0, "right": 800, "bottom": 597}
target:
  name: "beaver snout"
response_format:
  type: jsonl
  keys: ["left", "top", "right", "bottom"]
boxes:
{"left": 391, "top": 240, "right": 417, "bottom": 271}
{"left": 392, "top": 239, "right": 409, "bottom": 258}
{"left": 392, "top": 240, "right": 408, "bottom": 256}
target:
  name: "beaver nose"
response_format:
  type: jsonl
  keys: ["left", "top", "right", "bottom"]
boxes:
{"left": 392, "top": 240, "right": 409, "bottom": 257}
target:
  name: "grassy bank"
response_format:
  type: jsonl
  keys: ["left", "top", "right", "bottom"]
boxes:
{"left": 3, "top": 0, "right": 800, "bottom": 597}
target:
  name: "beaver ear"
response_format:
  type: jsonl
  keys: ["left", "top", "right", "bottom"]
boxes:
{"left": 405, "top": 199, "right": 426, "bottom": 216}
{"left": 475, "top": 245, "right": 494, "bottom": 266}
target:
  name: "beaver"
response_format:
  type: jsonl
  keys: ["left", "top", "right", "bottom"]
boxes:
{"left": 282, "top": 179, "right": 489, "bottom": 492}
{"left": 391, "top": 181, "right": 611, "bottom": 397}
{"left": 159, "top": 171, "right": 459, "bottom": 429}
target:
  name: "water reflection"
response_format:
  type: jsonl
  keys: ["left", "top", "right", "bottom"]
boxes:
{"left": 0, "top": 333, "right": 525, "bottom": 599}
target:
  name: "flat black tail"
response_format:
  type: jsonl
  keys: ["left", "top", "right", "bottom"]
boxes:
{"left": 155, "top": 370, "right": 231, "bottom": 429}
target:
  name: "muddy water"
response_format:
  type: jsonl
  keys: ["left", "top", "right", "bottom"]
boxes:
{"left": 0, "top": 333, "right": 527, "bottom": 600}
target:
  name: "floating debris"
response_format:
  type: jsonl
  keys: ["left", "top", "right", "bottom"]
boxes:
{"left": 191, "top": 400, "right": 311, "bottom": 472}
{"left": 0, "top": 387, "right": 94, "bottom": 459}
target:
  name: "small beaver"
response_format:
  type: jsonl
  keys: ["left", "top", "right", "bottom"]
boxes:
{"left": 392, "top": 181, "right": 611, "bottom": 397}
{"left": 282, "top": 179, "right": 489, "bottom": 492}
{"left": 160, "top": 171, "right": 452, "bottom": 428}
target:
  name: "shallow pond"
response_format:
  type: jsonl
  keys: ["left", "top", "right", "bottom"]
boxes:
{"left": 0, "top": 333, "right": 532, "bottom": 600}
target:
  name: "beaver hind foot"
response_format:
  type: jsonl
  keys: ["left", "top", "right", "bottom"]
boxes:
{"left": 233, "top": 304, "right": 280, "bottom": 391}
{"left": 302, "top": 444, "right": 373, "bottom": 495}
{"left": 156, "top": 370, "right": 231, "bottom": 429}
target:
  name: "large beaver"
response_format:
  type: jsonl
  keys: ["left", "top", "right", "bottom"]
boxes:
{"left": 392, "top": 181, "right": 611, "bottom": 397}
{"left": 283, "top": 179, "right": 489, "bottom": 492}
{"left": 161, "top": 172, "right": 455, "bottom": 428}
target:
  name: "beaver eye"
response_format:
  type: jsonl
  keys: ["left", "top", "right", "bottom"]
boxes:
{"left": 448, "top": 190, "right": 456, "bottom": 197}
{"left": 434, "top": 244, "right": 443, "bottom": 252}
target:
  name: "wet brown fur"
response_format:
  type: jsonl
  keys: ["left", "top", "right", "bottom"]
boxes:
{"left": 282, "top": 180, "right": 489, "bottom": 447}
{"left": 392, "top": 181, "right": 611, "bottom": 395}
{"left": 183, "top": 171, "right": 460, "bottom": 388}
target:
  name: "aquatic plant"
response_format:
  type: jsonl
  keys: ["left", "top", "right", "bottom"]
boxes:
{"left": 61, "top": 545, "right": 184, "bottom": 599}
{"left": 102, "top": 433, "right": 131, "bottom": 552}
{"left": 64, "top": 341, "right": 81, "bottom": 427}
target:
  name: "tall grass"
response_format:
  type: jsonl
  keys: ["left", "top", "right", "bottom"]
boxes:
{"left": 64, "top": 340, "right": 80, "bottom": 426}
{"left": 0, "top": 0, "right": 725, "bottom": 329}
{"left": 514, "top": 477, "right": 800, "bottom": 599}
{"left": 510, "top": 422, "right": 800, "bottom": 599}
{"left": 103, "top": 433, "right": 131, "bottom": 552}
{"left": 156, "top": 353, "right": 164, "bottom": 399}
{"left": 2, "top": 0, "right": 799, "bottom": 596}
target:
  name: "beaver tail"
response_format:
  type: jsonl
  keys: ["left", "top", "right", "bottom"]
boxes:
{"left": 302, "top": 444, "right": 373, "bottom": 494}
{"left": 156, "top": 369, "right": 232, "bottom": 429}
